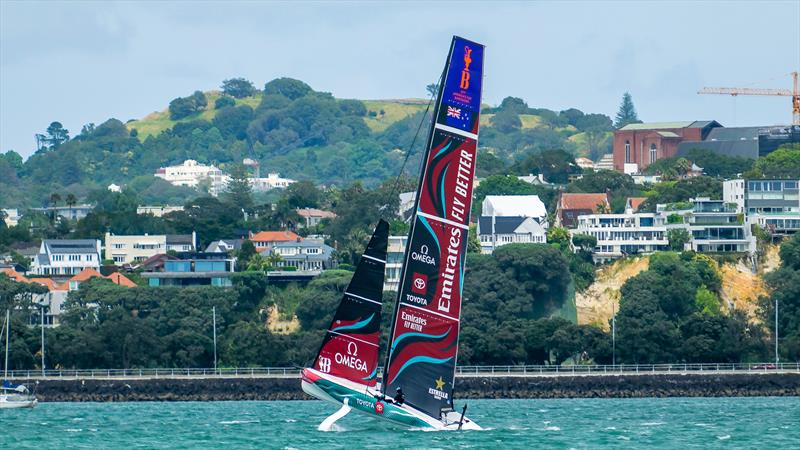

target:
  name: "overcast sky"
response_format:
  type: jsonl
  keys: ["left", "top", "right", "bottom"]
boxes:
{"left": 2, "top": 1, "right": 799, "bottom": 158}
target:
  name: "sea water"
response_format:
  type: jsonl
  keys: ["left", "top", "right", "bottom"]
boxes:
{"left": 2, "top": 397, "right": 798, "bottom": 449}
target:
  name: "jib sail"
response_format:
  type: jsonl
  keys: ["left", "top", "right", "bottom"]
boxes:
{"left": 312, "top": 219, "right": 389, "bottom": 386}
{"left": 383, "top": 36, "right": 484, "bottom": 419}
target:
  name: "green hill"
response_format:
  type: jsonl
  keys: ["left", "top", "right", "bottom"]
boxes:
{"left": 0, "top": 77, "right": 615, "bottom": 208}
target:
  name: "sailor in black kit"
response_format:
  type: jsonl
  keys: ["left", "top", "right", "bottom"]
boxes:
{"left": 394, "top": 387, "right": 405, "bottom": 405}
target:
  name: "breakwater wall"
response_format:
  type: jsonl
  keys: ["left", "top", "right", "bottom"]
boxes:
{"left": 30, "top": 373, "right": 800, "bottom": 402}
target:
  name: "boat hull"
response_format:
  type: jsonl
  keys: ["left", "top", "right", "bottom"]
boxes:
{"left": 301, "top": 368, "right": 480, "bottom": 431}
{"left": 0, "top": 395, "right": 37, "bottom": 409}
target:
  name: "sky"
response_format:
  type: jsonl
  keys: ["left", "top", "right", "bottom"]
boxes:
{"left": 2, "top": 1, "right": 799, "bottom": 159}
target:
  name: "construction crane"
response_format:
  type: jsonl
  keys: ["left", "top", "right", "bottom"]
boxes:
{"left": 698, "top": 71, "right": 799, "bottom": 125}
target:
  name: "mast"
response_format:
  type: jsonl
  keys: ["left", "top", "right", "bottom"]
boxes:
{"left": 41, "top": 306, "right": 45, "bottom": 376}
{"left": 4, "top": 310, "right": 9, "bottom": 379}
{"left": 381, "top": 41, "right": 454, "bottom": 390}
{"left": 381, "top": 36, "right": 484, "bottom": 419}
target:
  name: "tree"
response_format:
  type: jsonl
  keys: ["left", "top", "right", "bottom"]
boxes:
{"left": 214, "top": 95, "right": 236, "bottom": 109}
{"left": 426, "top": 83, "right": 439, "bottom": 97}
{"left": 221, "top": 77, "right": 256, "bottom": 98}
{"left": 614, "top": 92, "right": 641, "bottom": 129}
{"left": 237, "top": 240, "right": 257, "bottom": 269}
{"left": 285, "top": 180, "right": 322, "bottom": 209}
{"left": 748, "top": 145, "right": 800, "bottom": 178}
{"left": 46, "top": 121, "right": 70, "bottom": 147}
{"left": 169, "top": 91, "right": 208, "bottom": 120}
{"left": 263, "top": 77, "right": 312, "bottom": 100}
{"left": 779, "top": 232, "right": 800, "bottom": 270}
{"left": 223, "top": 164, "right": 253, "bottom": 211}
{"left": 572, "top": 234, "right": 597, "bottom": 252}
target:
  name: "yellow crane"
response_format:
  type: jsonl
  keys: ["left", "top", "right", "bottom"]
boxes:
{"left": 698, "top": 71, "right": 799, "bottom": 125}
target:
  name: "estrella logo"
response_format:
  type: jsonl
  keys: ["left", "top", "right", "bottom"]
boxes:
{"left": 460, "top": 46, "right": 473, "bottom": 90}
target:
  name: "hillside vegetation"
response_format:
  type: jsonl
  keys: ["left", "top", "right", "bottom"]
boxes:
{"left": 1, "top": 78, "right": 616, "bottom": 208}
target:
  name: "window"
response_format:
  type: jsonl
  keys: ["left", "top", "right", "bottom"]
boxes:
{"left": 113, "top": 256, "right": 125, "bottom": 263}
{"left": 785, "top": 181, "right": 798, "bottom": 189}
{"left": 649, "top": 144, "right": 657, "bottom": 163}
{"left": 113, "top": 243, "right": 126, "bottom": 249}
{"left": 306, "top": 248, "right": 321, "bottom": 255}
{"left": 624, "top": 141, "right": 631, "bottom": 163}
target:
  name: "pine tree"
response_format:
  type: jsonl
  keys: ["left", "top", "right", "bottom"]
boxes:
{"left": 224, "top": 163, "right": 254, "bottom": 211}
{"left": 614, "top": 92, "right": 641, "bottom": 128}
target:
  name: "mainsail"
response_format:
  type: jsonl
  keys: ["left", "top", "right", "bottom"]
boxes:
{"left": 383, "top": 36, "right": 484, "bottom": 418}
{"left": 312, "top": 219, "right": 389, "bottom": 386}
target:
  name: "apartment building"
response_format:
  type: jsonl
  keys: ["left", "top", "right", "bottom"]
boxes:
{"left": 105, "top": 232, "right": 196, "bottom": 265}
{"left": 384, "top": 235, "right": 407, "bottom": 292}
{"left": 725, "top": 178, "right": 800, "bottom": 235}
{"left": 571, "top": 211, "right": 668, "bottom": 261}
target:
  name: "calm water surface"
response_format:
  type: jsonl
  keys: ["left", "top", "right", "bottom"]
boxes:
{"left": 2, "top": 397, "right": 798, "bottom": 449}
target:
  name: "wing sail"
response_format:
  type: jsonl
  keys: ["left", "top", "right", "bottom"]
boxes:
{"left": 312, "top": 219, "right": 389, "bottom": 386}
{"left": 383, "top": 36, "right": 484, "bottom": 419}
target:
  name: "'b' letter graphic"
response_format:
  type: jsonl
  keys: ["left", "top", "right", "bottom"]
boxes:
{"left": 319, "top": 357, "right": 331, "bottom": 373}
{"left": 460, "top": 46, "right": 473, "bottom": 89}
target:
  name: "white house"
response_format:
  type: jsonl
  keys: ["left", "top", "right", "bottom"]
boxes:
{"left": 30, "top": 239, "right": 101, "bottom": 276}
{"left": 137, "top": 205, "right": 184, "bottom": 217}
{"left": 481, "top": 195, "right": 548, "bottom": 226}
{"left": 477, "top": 216, "right": 547, "bottom": 254}
{"left": 155, "top": 159, "right": 226, "bottom": 189}
{"left": 269, "top": 239, "right": 335, "bottom": 271}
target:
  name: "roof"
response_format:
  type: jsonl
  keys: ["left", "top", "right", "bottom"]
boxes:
{"left": 626, "top": 197, "right": 647, "bottom": 211}
{"left": 677, "top": 139, "right": 759, "bottom": 160}
{"left": 205, "top": 239, "right": 244, "bottom": 253}
{"left": 482, "top": 195, "right": 547, "bottom": 218}
{"left": 106, "top": 272, "right": 138, "bottom": 287}
{"left": 478, "top": 216, "right": 546, "bottom": 236}
{"left": 44, "top": 239, "right": 98, "bottom": 254}
{"left": 705, "top": 126, "right": 761, "bottom": 142}
{"left": 69, "top": 268, "right": 137, "bottom": 287}
{"left": 657, "top": 131, "right": 680, "bottom": 138}
{"left": 478, "top": 216, "right": 525, "bottom": 234}
{"left": 70, "top": 268, "right": 104, "bottom": 282}
{"left": 0, "top": 268, "right": 66, "bottom": 291}
{"left": 619, "top": 121, "right": 719, "bottom": 131}
{"left": 166, "top": 234, "right": 194, "bottom": 245}
{"left": 295, "top": 208, "right": 336, "bottom": 219}
{"left": 250, "top": 231, "right": 301, "bottom": 242}
{"left": 559, "top": 193, "right": 610, "bottom": 212}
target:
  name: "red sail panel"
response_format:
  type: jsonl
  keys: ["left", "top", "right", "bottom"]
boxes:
{"left": 383, "top": 36, "right": 484, "bottom": 419}
{"left": 312, "top": 220, "right": 388, "bottom": 386}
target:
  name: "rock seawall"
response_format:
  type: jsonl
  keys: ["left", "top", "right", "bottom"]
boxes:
{"left": 30, "top": 373, "right": 799, "bottom": 402}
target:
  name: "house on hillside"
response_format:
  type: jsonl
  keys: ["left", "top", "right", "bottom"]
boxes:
{"left": 30, "top": 239, "right": 102, "bottom": 276}
{"left": 556, "top": 193, "right": 611, "bottom": 228}
{"left": 205, "top": 239, "right": 244, "bottom": 254}
{"left": 142, "top": 252, "right": 236, "bottom": 287}
{"left": 250, "top": 231, "right": 301, "bottom": 251}
{"left": 626, "top": 197, "right": 647, "bottom": 213}
{"left": 477, "top": 195, "right": 548, "bottom": 254}
{"left": 296, "top": 208, "right": 336, "bottom": 228}
{"left": 477, "top": 216, "right": 547, "bottom": 254}
{"left": 105, "top": 232, "right": 196, "bottom": 265}
{"left": 268, "top": 239, "right": 335, "bottom": 271}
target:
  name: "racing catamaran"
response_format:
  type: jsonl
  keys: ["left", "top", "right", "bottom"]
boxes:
{"left": 302, "top": 35, "right": 484, "bottom": 430}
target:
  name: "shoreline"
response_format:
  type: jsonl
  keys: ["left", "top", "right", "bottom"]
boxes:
{"left": 24, "top": 372, "right": 800, "bottom": 402}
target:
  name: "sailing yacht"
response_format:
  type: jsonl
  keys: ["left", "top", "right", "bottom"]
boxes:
{"left": 302, "top": 35, "right": 484, "bottom": 430}
{"left": 1, "top": 310, "right": 37, "bottom": 409}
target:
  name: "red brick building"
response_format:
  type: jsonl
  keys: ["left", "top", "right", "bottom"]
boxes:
{"left": 613, "top": 121, "right": 720, "bottom": 173}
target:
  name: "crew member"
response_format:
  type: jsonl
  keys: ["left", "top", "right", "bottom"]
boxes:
{"left": 394, "top": 387, "right": 405, "bottom": 405}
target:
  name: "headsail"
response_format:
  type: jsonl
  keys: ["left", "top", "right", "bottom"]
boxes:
{"left": 383, "top": 36, "right": 484, "bottom": 419}
{"left": 312, "top": 219, "right": 389, "bottom": 386}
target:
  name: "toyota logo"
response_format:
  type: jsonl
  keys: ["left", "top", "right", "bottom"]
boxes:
{"left": 414, "top": 277, "right": 426, "bottom": 290}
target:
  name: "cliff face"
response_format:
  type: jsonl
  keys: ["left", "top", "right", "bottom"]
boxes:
{"left": 576, "top": 247, "right": 779, "bottom": 328}
{"left": 575, "top": 257, "right": 649, "bottom": 330}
